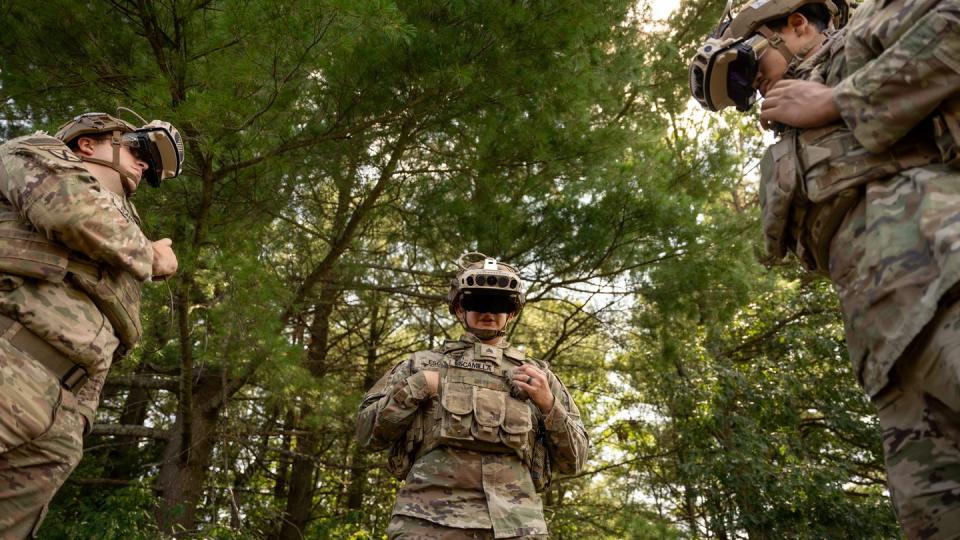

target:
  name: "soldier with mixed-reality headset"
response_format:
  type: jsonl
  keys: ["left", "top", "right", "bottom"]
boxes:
{"left": 0, "top": 109, "right": 183, "bottom": 538}
{"left": 357, "top": 253, "right": 588, "bottom": 539}
{"left": 690, "top": 0, "right": 960, "bottom": 535}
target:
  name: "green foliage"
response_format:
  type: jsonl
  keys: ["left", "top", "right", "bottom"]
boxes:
{"left": 0, "top": 0, "right": 901, "bottom": 538}
{"left": 40, "top": 483, "right": 163, "bottom": 540}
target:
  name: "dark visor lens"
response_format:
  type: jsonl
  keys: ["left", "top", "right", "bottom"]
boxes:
{"left": 461, "top": 294, "right": 517, "bottom": 314}
{"left": 728, "top": 45, "right": 760, "bottom": 111}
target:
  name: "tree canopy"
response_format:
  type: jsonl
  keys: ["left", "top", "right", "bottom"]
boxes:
{"left": 0, "top": 0, "right": 898, "bottom": 538}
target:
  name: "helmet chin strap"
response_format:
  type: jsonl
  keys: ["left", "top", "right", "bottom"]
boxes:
{"left": 459, "top": 312, "right": 508, "bottom": 340}
{"left": 77, "top": 130, "right": 139, "bottom": 197}
{"left": 754, "top": 25, "right": 825, "bottom": 66}
{"left": 465, "top": 325, "right": 505, "bottom": 340}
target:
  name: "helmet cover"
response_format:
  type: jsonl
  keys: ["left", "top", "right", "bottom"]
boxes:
{"left": 688, "top": 0, "right": 846, "bottom": 112}
{"left": 447, "top": 252, "right": 526, "bottom": 316}
{"left": 55, "top": 110, "right": 184, "bottom": 188}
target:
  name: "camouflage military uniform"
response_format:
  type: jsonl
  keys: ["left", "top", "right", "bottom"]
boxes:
{"left": 760, "top": 0, "right": 960, "bottom": 535}
{"left": 357, "top": 333, "right": 588, "bottom": 539}
{"left": 0, "top": 134, "right": 153, "bottom": 538}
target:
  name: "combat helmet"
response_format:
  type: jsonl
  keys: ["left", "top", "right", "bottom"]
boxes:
{"left": 55, "top": 107, "right": 184, "bottom": 195}
{"left": 447, "top": 252, "right": 525, "bottom": 339}
{"left": 688, "top": 0, "right": 849, "bottom": 112}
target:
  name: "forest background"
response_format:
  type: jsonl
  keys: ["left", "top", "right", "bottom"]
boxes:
{"left": 0, "top": 0, "right": 902, "bottom": 538}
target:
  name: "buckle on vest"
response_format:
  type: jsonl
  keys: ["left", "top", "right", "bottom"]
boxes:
{"left": 61, "top": 364, "right": 89, "bottom": 391}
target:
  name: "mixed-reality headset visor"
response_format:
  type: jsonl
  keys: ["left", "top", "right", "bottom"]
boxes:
{"left": 120, "top": 121, "right": 184, "bottom": 187}
{"left": 460, "top": 291, "right": 520, "bottom": 314}
{"left": 689, "top": 34, "right": 769, "bottom": 112}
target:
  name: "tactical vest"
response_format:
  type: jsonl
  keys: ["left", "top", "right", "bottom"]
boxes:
{"left": 387, "top": 341, "right": 552, "bottom": 490}
{"left": 0, "top": 139, "right": 145, "bottom": 350}
{"left": 761, "top": 111, "right": 955, "bottom": 273}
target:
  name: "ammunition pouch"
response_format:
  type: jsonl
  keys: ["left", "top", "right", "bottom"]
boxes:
{"left": 761, "top": 120, "right": 944, "bottom": 273}
{"left": 435, "top": 378, "right": 534, "bottom": 460}
{"left": 430, "top": 344, "right": 535, "bottom": 463}
{"left": 0, "top": 205, "right": 143, "bottom": 349}
{"left": 69, "top": 268, "right": 143, "bottom": 349}
{"left": 388, "top": 343, "right": 543, "bottom": 482}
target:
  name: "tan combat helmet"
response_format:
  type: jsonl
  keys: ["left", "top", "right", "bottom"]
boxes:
{"left": 447, "top": 252, "right": 525, "bottom": 339}
{"left": 688, "top": 0, "right": 848, "bottom": 112}
{"left": 55, "top": 107, "right": 184, "bottom": 196}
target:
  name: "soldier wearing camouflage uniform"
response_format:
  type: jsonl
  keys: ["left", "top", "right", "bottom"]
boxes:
{"left": 357, "top": 253, "right": 589, "bottom": 539}
{"left": 691, "top": 0, "right": 960, "bottom": 536}
{"left": 0, "top": 110, "right": 183, "bottom": 538}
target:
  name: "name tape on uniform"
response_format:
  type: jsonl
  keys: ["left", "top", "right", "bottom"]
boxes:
{"left": 453, "top": 359, "right": 495, "bottom": 373}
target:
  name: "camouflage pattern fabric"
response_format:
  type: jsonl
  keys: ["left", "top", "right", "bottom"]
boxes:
{"left": 872, "top": 299, "right": 960, "bottom": 539}
{"left": 833, "top": 0, "right": 960, "bottom": 154}
{"left": 0, "top": 134, "right": 152, "bottom": 426}
{"left": 829, "top": 163, "right": 960, "bottom": 397}
{"left": 823, "top": 0, "right": 960, "bottom": 398}
{"left": 386, "top": 514, "right": 548, "bottom": 539}
{"left": 0, "top": 336, "right": 84, "bottom": 539}
{"left": 820, "top": 0, "right": 960, "bottom": 397}
{"left": 357, "top": 334, "right": 588, "bottom": 538}
{"left": 0, "top": 135, "right": 154, "bottom": 537}
{"left": 753, "top": 0, "right": 960, "bottom": 534}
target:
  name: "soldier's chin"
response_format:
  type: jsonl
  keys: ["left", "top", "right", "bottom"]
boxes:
{"left": 121, "top": 175, "right": 140, "bottom": 195}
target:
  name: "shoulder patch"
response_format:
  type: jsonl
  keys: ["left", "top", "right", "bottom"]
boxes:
{"left": 42, "top": 147, "right": 83, "bottom": 163}
{"left": 411, "top": 350, "right": 445, "bottom": 370}
{"left": 10, "top": 136, "right": 85, "bottom": 171}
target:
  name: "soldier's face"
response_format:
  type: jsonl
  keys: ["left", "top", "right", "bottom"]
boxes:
{"left": 752, "top": 14, "right": 821, "bottom": 97}
{"left": 87, "top": 137, "right": 150, "bottom": 186}
{"left": 457, "top": 308, "right": 513, "bottom": 332}
{"left": 754, "top": 47, "right": 788, "bottom": 97}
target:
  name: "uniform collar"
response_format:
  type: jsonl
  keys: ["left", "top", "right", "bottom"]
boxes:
{"left": 459, "top": 332, "right": 510, "bottom": 348}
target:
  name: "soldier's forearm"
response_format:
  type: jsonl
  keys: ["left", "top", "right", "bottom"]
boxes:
{"left": 543, "top": 399, "right": 589, "bottom": 475}
{"left": 835, "top": 4, "right": 960, "bottom": 153}
{"left": 356, "top": 372, "right": 430, "bottom": 449}
{"left": 25, "top": 177, "right": 153, "bottom": 280}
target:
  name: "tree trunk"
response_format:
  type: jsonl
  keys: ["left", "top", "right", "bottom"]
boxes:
{"left": 275, "top": 282, "right": 340, "bottom": 540}
{"left": 155, "top": 377, "right": 226, "bottom": 533}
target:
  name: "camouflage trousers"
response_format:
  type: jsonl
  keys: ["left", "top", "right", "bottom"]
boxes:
{"left": 387, "top": 515, "right": 548, "bottom": 539}
{"left": 873, "top": 299, "right": 960, "bottom": 539}
{"left": 0, "top": 336, "right": 84, "bottom": 539}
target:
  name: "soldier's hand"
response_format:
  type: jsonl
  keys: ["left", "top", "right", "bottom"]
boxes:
{"left": 760, "top": 80, "right": 840, "bottom": 129}
{"left": 512, "top": 365, "right": 555, "bottom": 414}
{"left": 423, "top": 370, "right": 439, "bottom": 396}
{"left": 151, "top": 238, "right": 178, "bottom": 280}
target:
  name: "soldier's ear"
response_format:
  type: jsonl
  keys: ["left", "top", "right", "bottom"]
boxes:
{"left": 74, "top": 136, "right": 99, "bottom": 156}
{"left": 788, "top": 12, "right": 808, "bottom": 34}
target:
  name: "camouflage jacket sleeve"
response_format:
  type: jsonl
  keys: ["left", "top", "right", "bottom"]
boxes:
{"left": 0, "top": 137, "right": 154, "bottom": 281}
{"left": 75, "top": 368, "right": 108, "bottom": 433}
{"left": 541, "top": 370, "right": 589, "bottom": 475}
{"left": 833, "top": 0, "right": 960, "bottom": 152}
{"left": 356, "top": 357, "right": 432, "bottom": 452}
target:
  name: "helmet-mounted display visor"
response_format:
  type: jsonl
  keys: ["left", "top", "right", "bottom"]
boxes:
{"left": 689, "top": 33, "right": 768, "bottom": 112}
{"left": 460, "top": 292, "right": 519, "bottom": 314}
{"left": 55, "top": 110, "right": 184, "bottom": 189}
{"left": 119, "top": 121, "right": 184, "bottom": 187}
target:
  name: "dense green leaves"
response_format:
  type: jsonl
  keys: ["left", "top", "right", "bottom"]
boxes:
{"left": 0, "top": 0, "right": 900, "bottom": 538}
